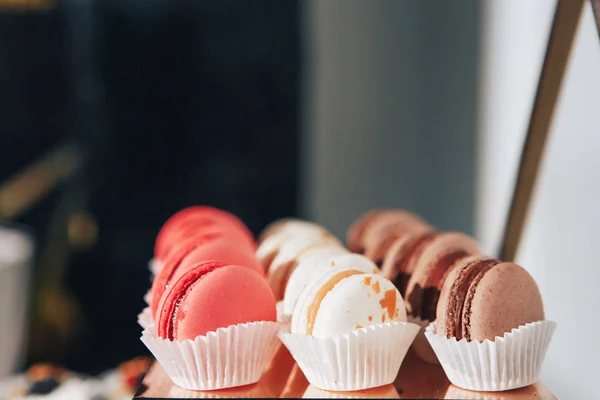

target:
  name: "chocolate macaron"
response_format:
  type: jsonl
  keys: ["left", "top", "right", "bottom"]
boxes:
{"left": 435, "top": 256, "right": 544, "bottom": 342}
{"left": 380, "top": 230, "right": 439, "bottom": 297}
{"left": 346, "top": 209, "right": 388, "bottom": 254}
{"left": 361, "top": 213, "right": 432, "bottom": 267}
{"left": 403, "top": 232, "right": 480, "bottom": 321}
{"left": 347, "top": 209, "right": 429, "bottom": 260}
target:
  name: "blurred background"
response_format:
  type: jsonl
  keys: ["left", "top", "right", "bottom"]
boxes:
{"left": 0, "top": 0, "right": 598, "bottom": 398}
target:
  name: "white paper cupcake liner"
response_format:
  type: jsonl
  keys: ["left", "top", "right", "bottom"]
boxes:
{"left": 424, "top": 320, "right": 556, "bottom": 392}
{"left": 407, "top": 315, "right": 439, "bottom": 365}
{"left": 279, "top": 321, "right": 419, "bottom": 391}
{"left": 137, "top": 307, "right": 155, "bottom": 333}
{"left": 149, "top": 257, "right": 163, "bottom": 277}
{"left": 141, "top": 321, "right": 282, "bottom": 391}
{"left": 276, "top": 301, "right": 291, "bottom": 325}
{"left": 143, "top": 290, "right": 152, "bottom": 305}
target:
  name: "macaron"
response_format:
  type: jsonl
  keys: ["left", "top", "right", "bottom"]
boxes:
{"left": 174, "top": 240, "right": 263, "bottom": 279}
{"left": 154, "top": 206, "right": 255, "bottom": 260}
{"left": 156, "top": 261, "right": 276, "bottom": 341}
{"left": 255, "top": 222, "right": 330, "bottom": 271}
{"left": 267, "top": 232, "right": 341, "bottom": 300}
{"left": 150, "top": 232, "right": 259, "bottom": 318}
{"left": 347, "top": 210, "right": 429, "bottom": 258}
{"left": 435, "top": 256, "right": 544, "bottom": 342}
{"left": 257, "top": 218, "right": 322, "bottom": 244}
{"left": 363, "top": 217, "right": 433, "bottom": 267}
{"left": 403, "top": 232, "right": 480, "bottom": 321}
{"left": 346, "top": 209, "right": 389, "bottom": 253}
{"left": 379, "top": 230, "right": 440, "bottom": 296}
{"left": 162, "top": 219, "right": 256, "bottom": 258}
{"left": 283, "top": 253, "right": 378, "bottom": 316}
{"left": 291, "top": 266, "right": 406, "bottom": 337}
{"left": 291, "top": 241, "right": 349, "bottom": 264}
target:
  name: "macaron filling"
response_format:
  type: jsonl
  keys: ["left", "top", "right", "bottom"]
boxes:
{"left": 446, "top": 258, "right": 500, "bottom": 340}
{"left": 306, "top": 270, "right": 364, "bottom": 336}
{"left": 372, "top": 234, "right": 402, "bottom": 267}
{"left": 409, "top": 249, "right": 471, "bottom": 321}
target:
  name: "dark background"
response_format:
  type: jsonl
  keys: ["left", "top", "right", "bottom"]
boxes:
{"left": 0, "top": 0, "right": 300, "bottom": 374}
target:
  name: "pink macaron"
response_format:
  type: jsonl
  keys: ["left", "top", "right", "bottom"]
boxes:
{"left": 156, "top": 261, "right": 276, "bottom": 340}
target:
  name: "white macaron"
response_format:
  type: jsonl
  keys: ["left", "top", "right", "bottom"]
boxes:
{"left": 267, "top": 232, "right": 341, "bottom": 300}
{"left": 291, "top": 266, "right": 407, "bottom": 337}
{"left": 255, "top": 222, "right": 329, "bottom": 269}
{"left": 283, "top": 253, "right": 377, "bottom": 316}
{"left": 258, "top": 218, "right": 324, "bottom": 242}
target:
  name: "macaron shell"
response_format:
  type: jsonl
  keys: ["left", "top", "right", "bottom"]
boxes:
{"left": 162, "top": 223, "right": 255, "bottom": 262}
{"left": 267, "top": 232, "right": 340, "bottom": 300}
{"left": 403, "top": 232, "right": 480, "bottom": 319}
{"left": 164, "top": 264, "right": 277, "bottom": 341}
{"left": 294, "top": 241, "right": 348, "bottom": 265}
{"left": 283, "top": 252, "right": 377, "bottom": 316}
{"left": 269, "top": 231, "right": 339, "bottom": 273}
{"left": 255, "top": 233, "right": 289, "bottom": 270}
{"left": 312, "top": 274, "right": 406, "bottom": 338}
{"left": 291, "top": 265, "right": 358, "bottom": 334}
{"left": 434, "top": 255, "right": 493, "bottom": 337}
{"left": 362, "top": 213, "right": 431, "bottom": 264}
{"left": 258, "top": 219, "right": 321, "bottom": 244}
{"left": 150, "top": 234, "right": 225, "bottom": 318}
{"left": 291, "top": 260, "right": 386, "bottom": 335}
{"left": 380, "top": 234, "right": 419, "bottom": 280}
{"left": 164, "top": 220, "right": 256, "bottom": 258}
{"left": 175, "top": 240, "right": 263, "bottom": 280}
{"left": 155, "top": 207, "right": 253, "bottom": 259}
{"left": 154, "top": 206, "right": 224, "bottom": 258}
{"left": 156, "top": 260, "right": 227, "bottom": 339}
{"left": 346, "top": 209, "right": 388, "bottom": 253}
{"left": 465, "top": 262, "right": 544, "bottom": 342}
{"left": 255, "top": 224, "right": 328, "bottom": 270}
{"left": 379, "top": 231, "right": 439, "bottom": 297}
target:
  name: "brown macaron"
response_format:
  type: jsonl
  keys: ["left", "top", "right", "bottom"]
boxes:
{"left": 361, "top": 213, "right": 432, "bottom": 267}
{"left": 435, "top": 256, "right": 545, "bottom": 342}
{"left": 403, "top": 232, "right": 480, "bottom": 321}
{"left": 346, "top": 209, "right": 389, "bottom": 253}
{"left": 380, "top": 230, "right": 440, "bottom": 296}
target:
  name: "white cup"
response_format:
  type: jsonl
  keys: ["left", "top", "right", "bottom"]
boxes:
{"left": 0, "top": 225, "right": 34, "bottom": 377}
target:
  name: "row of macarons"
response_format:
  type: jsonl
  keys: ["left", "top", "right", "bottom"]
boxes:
{"left": 139, "top": 206, "right": 556, "bottom": 393}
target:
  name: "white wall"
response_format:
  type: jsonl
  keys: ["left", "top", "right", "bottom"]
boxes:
{"left": 477, "top": 1, "right": 600, "bottom": 398}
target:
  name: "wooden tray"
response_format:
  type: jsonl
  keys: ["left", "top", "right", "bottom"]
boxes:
{"left": 134, "top": 345, "right": 556, "bottom": 399}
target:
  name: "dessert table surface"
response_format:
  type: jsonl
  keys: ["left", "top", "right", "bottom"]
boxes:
{"left": 134, "top": 347, "right": 556, "bottom": 399}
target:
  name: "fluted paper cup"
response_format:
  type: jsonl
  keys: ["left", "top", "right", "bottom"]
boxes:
{"left": 276, "top": 301, "right": 291, "bottom": 325}
{"left": 406, "top": 315, "right": 439, "bottom": 365}
{"left": 141, "top": 321, "right": 282, "bottom": 391}
{"left": 143, "top": 290, "right": 152, "bottom": 305}
{"left": 149, "top": 258, "right": 163, "bottom": 277}
{"left": 137, "top": 307, "right": 155, "bottom": 333}
{"left": 279, "top": 321, "right": 419, "bottom": 391}
{"left": 424, "top": 320, "right": 556, "bottom": 391}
